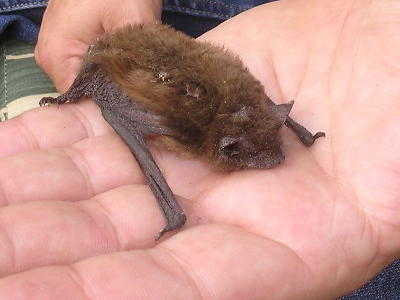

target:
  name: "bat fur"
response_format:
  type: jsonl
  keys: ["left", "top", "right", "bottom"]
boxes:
{"left": 40, "top": 22, "right": 324, "bottom": 240}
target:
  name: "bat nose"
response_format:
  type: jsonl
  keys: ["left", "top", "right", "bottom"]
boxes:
{"left": 265, "top": 151, "right": 285, "bottom": 168}
{"left": 246, "top": 149, "right": 285, "bottom": 169}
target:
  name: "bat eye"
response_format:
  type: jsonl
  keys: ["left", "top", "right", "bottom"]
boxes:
{"left": 219, "top": 136, "right": 255, "bottom": 160}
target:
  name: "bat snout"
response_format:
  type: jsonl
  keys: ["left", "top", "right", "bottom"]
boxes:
{"left": 246, "top": 148, "right": 285, "bottom": 169}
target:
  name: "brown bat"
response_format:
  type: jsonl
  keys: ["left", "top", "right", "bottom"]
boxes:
{"left": 40, "top": 22, "right": 324, "bottom": 240}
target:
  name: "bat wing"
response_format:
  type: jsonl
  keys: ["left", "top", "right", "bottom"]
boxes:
{"left": 101, "top": 108, "right": 186, "bottom": 240}
{"left": 266, "top": 97, "right": 325, "bottom": 147}
{"left": 40, "top": 62, "right": 186, "bottom": 240}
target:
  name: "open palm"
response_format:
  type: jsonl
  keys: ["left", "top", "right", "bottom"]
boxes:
{"left": 0, "top": 0, "right": 399, "bottom": 299}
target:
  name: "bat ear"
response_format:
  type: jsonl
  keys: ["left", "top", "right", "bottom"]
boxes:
{"left": 269, "top": 100, "right": 294, "bottom": 127}
{"left": 219, "top": 136, "right": 247, "bottom": 159}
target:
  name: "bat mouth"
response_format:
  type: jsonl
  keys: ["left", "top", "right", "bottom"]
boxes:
{"left": 245, "top": 149, "right": 285, "bottom": 169}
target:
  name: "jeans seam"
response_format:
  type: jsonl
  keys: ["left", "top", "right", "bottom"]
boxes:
{"left": 0, "top": 1, "right": 48, "bottom": 12}
{"left": 164, "top": 0, "right": 247, "bottom": 19}
{"left": 3, "top": 42, "right": 7, "bottom": 109}
{"left": 163, "top": 5, "right": 229, "bottom": 18}
{"left": 166, "top": 0, "right": 247, "bottom": 11}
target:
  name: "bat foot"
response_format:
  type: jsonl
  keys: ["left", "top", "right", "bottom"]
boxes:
{"left": 40, "top": 93, "right": 74, "bottom": 107}
{"left": 155, "top": 212, "right": 187, "bottom": 241}
{"left": 39, "top": 97, "right": 58, "bottom": 107}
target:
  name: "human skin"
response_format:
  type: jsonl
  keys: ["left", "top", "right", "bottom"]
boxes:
{"left": 35, "top": 0, "right": 163, "bottom": 92}
{"left": 1, "top": 0, "right": 399, "bottom": 298}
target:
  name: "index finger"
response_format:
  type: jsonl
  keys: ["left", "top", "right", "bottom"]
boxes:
{"left": 0, "top": 99, "right": 108, "bottom": 158}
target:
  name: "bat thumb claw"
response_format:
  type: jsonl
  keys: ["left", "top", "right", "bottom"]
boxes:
{"left": 313, "top": 132, "right": 325, "bottom": 140}
{"left": 155, "top": 213, "right": 187, "bottom": 241}
{"left": 155, "top": 228, "right": 168, "bottom": 241}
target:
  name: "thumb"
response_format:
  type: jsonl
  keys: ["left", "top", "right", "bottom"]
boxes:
{"left": 35, "top": 0, "right": 163, "bottom": 93}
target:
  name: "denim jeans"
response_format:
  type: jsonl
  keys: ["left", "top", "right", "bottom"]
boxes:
{"left": 0, "top": 0, "right": 47, "bottom": 42}
{"left": 338, "top": 259, "right": 400, "bottom": 299}
{"left": 0, "top": 0, "right": 399, "bottom": 299}
{"left": 0, "top": 0, "right": 275, "bottom": 41}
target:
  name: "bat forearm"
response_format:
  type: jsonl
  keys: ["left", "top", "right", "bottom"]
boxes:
{"left": 101, "top": 108, "right": 186, "bottom": 240}
{"left": 284, "top": 117, "right": 325, "bottom": 147}
{"left": 266, "top": 97, "right": 325, "bottom": 147}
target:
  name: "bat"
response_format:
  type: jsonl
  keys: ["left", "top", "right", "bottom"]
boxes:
{"left": 40, "top": 22, "right": 325, "bottom": 240}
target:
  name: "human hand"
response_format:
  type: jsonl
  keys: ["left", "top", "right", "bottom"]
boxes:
{"left": 35, "top": 0, "right": 162, "bottom": 93}
{"left": 2, "top": 0, "right": 400, "bottom": 298}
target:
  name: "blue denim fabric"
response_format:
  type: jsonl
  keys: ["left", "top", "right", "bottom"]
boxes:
{"left": 0, "top": 0, "right": 47, "bottom": 43}
{"left": 340, "top": 260, "right": 400, "bottom": 300}
{"left": 161, "top": 0, "right": 277, "bottom": 37}
{"left": 163, "top": 0, "right": 271, "bottom": 20}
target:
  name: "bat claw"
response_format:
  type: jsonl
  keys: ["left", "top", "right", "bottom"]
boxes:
{"left": 313, "top": 132, "right": 325, "bottom": 140}
{"left": 39, "top": 97, "right": 58, "bottom": 107}
{"left": 155, "top": 212, "right": 187, "bottom": 241}
{"left": 155, "top": 228, "right": 168, "bottom": 241}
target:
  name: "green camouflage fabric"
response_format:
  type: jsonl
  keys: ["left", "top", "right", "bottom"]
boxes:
{"left": 0, "top": 37, "right": 58, "bottom": 121}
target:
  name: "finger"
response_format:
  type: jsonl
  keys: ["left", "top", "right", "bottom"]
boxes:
{"left": 35, "top": 0, "right": 163, "bottom": 92}
{"left": 35, "top": 0, "right": 109, "bottom": 92}
{"left": 0, "top": 184, "right": 195, "bottom": 277}
{"left": 0, "top": 99, "right": 107, "bottom": 158}
{"left": 0, "top": 133, "right": 143, "bottom": 205}
{"left": 0, "top": 118, "right": 209, "bottom": 206}
{"left": 0, "top": 225, "right": 348, "bottom": 299}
